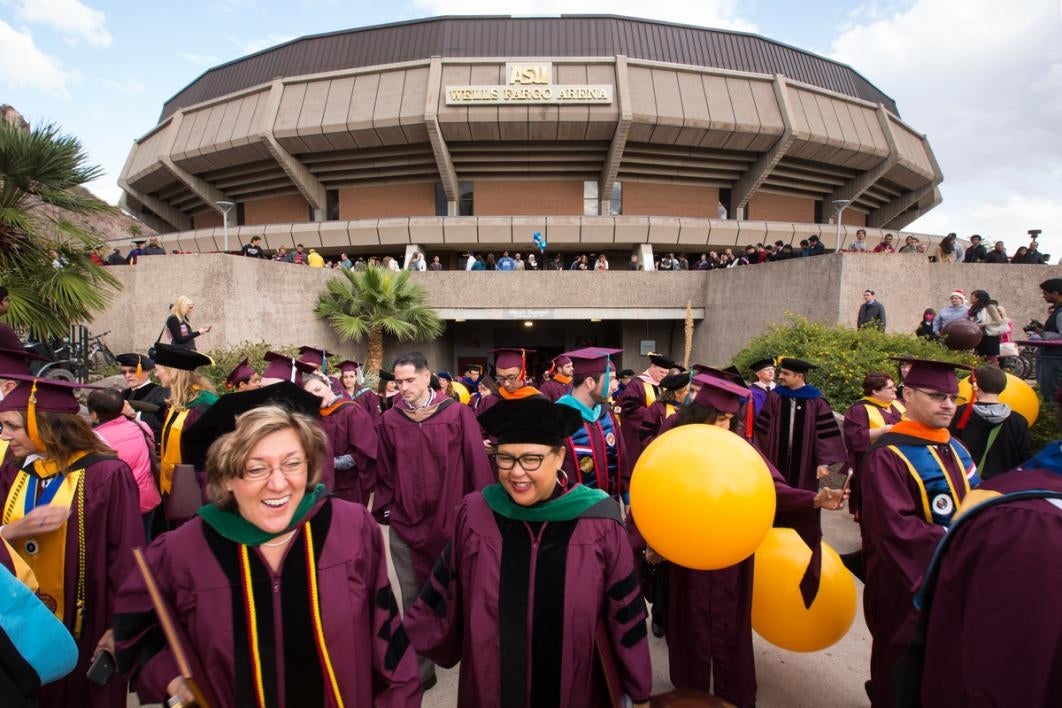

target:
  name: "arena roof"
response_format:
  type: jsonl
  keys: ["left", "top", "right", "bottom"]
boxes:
{"left": 161, "top": 15, "right": 899, "bottom": 121}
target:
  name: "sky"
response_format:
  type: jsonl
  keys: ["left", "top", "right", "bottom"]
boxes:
{"left": 2, "top": 0, "right": 1060, "bottom": 257}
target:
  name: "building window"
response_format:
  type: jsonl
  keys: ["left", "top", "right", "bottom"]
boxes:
{"left": 608, "top": 182, "right": 622, "bottom": 216}
{"left": 458, "top": 181, "right": 473, "bottom": 216}
{"left": 718, "top": 188, "right": 732, "bottom": 219}
{"left": 583, "top": 181, "right": 599, "bottom": 216}
{"left": 326, "top": 189, "right": 339, "bottom": 221}
{"left": 236, "top": 202, "right": 245, "bottom": 226}
{"left": 436, "top": 182, "right": 475, "bottom": 216}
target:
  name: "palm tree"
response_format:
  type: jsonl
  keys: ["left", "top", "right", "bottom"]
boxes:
{"left": 0, "top": 120, "right": 121, "bottom": 340}
{"left": 315, "top": 266, "right": 444, "bottom": 374}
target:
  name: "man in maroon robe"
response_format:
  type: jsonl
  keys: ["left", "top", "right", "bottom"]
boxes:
{"left": 753, "top": 357, "right": 846, "bottom": 493}
{"left": 374, "top": 350, "right": 494, "bottom": 688}
{"left": 858, "top": 357, "right": 979, "bottom": 707}
{"left": 916, "top": 448, "right": 1062, "bottom": 707}
{"left": 615, "top": 353, "right": 676, "bottom": 465}
{"left": 539, "top": 354, "right": 574, "bottom": 402}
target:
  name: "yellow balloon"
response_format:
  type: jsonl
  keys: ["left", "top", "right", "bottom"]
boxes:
{"left": 450, "top": 380, "right": 471, "bottom": 404}
{"left": 751, "top": 529, "right": 857, "bottom": 652}
{"left": 630, "top": 424, "right": 776, "bottom": 570}
{"left": 957, "top": 373, "right": 1039, "bottom": 425}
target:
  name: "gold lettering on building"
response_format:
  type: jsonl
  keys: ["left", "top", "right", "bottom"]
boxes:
{"left": 508, "top": 63, "right": 551, "bottom": 85}
{"left": 446, "top": 62, "right": 613, "bottom": 105}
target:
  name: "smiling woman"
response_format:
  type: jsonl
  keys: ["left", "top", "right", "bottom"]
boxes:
{"left": 114, "top": 404, "right": 422, "bottom": 707}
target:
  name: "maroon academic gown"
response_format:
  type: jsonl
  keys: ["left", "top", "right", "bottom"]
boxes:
{"left": 405, "top": 489, "right": 653, "bottom": 707}
{"left": 373, "top": 394, "right": 494, "bottom": 586}
{"left": 319, "top": 400, "right": 378, "bottom": 505}
{"left": 627, "top": 449, "right": 820, "bottom": 708}
{"left": 474, "top": 393, "right": 500, "bottom": 415}
{"left": 921, "top": 466, "right": 1062, "bottom": 707}
{"left": 539, "top": 378, "right": 571, "bottom": 403}
{"left": 859, "top": 430, "right": 975, "bottom": 708}
{"left": 753, "top": 388, "right": 847, "bottom": 492}
{"left": 114, "top": 497, "right": 420, "bottom": 707}
{"left": 842, "top": 399, "right": 904, "bottom": 515}
{"left": 0, "top": 456, "right": 144, "bottom": 708}
{"left": 616, "top": 375, "right": 659, "bottom": 465}
{"left": 640, "top": 400, "right": 680, "bottom": 444}
{"left": 352, "top": 388, "right": 383, "bottom": 427}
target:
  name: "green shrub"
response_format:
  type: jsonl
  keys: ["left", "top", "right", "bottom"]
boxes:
{"left": 730, "top": 315, "right": 978, "bottom": 409}
{"left": 201, "top": 342, "right": 299, "bottom": 391}
{"left": 1027, "top": 396, "right": 1060, "bottom": 452}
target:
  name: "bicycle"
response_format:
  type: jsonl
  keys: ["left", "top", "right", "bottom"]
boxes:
{"left": 86, "top": 331, "right": 117, "bottom": 370}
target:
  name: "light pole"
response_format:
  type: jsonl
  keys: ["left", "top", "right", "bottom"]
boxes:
{"left": 832, "top": 199, "right": 851, "bottom": 251}
{"left": 216, "top": 200, "right": 235, "bottom": 253}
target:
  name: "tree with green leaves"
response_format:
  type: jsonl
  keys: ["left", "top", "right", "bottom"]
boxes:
{"left": 0, "top": 120, "right": 121, "bottom": 340}
{"left": 315, "top": 266, "right": 444, "bottom": 374}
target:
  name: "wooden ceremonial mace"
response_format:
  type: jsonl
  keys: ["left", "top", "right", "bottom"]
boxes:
{"left": 132, "top": 547, "right": 216, "bottom": 708}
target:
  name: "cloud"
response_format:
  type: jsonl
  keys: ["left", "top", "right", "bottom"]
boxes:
{"left": 830, "top": 0, "right": 1062, "bottom": 253}
{"left": 0, "top": 20, "right": 72, "bottom": 99}
{"left": 103, "top": 77, "right": 145, "bottom": 93}
{"left": 16, "top": 0, "right": 111, "bottom": 47}
{"left": 407, "top": 0, "right": 757, "bottom": 32}
{"left": 177, "top": 51, "right": 221, "bottom": 67}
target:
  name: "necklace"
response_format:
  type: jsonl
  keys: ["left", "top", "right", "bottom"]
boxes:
{"left": 260, "top": 529, "right": 297, "bottom": 548}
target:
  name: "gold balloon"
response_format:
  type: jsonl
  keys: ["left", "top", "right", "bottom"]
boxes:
{"left": 450, "top": 380, "right": 471, "bottom": 404}
{"left": 751, "top": 528, "right": 857, "bottom": 652}
{"left": 630, "top": 424, "right": 776, "bottom": 570}
{"left": 957, "top": 373, "right": 1039, "bottom": 425}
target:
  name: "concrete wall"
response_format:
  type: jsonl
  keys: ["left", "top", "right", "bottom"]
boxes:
{"left": 91, "top": 254, "right": 1060, "bottom": 373}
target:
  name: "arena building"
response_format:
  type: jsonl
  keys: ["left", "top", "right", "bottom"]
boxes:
{"left": 114, "top": 15, "right": 947, "bottom": 370}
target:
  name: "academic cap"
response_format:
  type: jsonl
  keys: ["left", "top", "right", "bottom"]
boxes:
{"left": 437, "top": 371, "right": 454, "bottom": 382}
{"left": 0, "top": 348, "right": 46, "bottom": 378}
{"left": 337, "top": 360, "right": 360, "bottom": 374}
{"left": 491, "top": 347, "right": 535, "bottom": 370}
{"left": 477, "top": 397, "right": 584, "bottom": 447}
{"left": 379, "top": 369, "right": 396, "bottom": 382}
{"left": 889, "top": 356, "right": 973, "bottom": 395}
{"left": 225, "top": 357, "right": 257, "bottom": 389}
{"left": 691, "top": 364, "right": 746, "bottom": 387}
{"left": 153, "top": 343, "right": 213, "bottom": 371}
{"left": 647, "top": 352, "right": 678, "bottom": 369}
{"left": 618, "top": 368, "right": 636, "bottom": 378}
{"left": 262, "top": 351, "right": 315, "bottom": 384}
{"left": 551, "top": 355, "right": 572, "bottom": 367}
{"left": 564, "top": 347, "right": 621, "bottom": 380}
{"left": 776, "top": 357, "right": 818, "bottom": 374}
{"left": 660, "top": 373, "right": 691, "bottom": 391}
{"left": 0, "top": 375, "right": 103, "bottom": 415}
{"left": 116, "top": 353, "right": 155, "bottom": 370}
{"left": 692, "top": 374, "right": 749, "bottom": 414}
{"left": 296, "top": 346, "right": 335, "bottom": 368}
{"left": 181, "top": 381, "right": 321, "bottom": 470}
{"left": 749, "top": 358, "right": 775, "bottom": 373}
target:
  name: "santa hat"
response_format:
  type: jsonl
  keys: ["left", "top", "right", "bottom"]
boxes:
{"left": 950, "top": 290, "right": 966, "bottom": 300}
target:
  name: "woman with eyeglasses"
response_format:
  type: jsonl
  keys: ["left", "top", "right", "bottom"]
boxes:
{"left": 404, "top": 397, "right": 653, "bottom": 707}
{"left": 842, "top": 372, "right": 906, "bottom": 519}
{"left": 114, "top": 404, "right": 421, "bottom": 708}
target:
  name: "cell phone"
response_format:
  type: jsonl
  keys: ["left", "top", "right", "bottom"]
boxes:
{"left": 841, "top": 469, "right": 854, "bottom": 494}
{"left": 86, "top": 650, "right": 116, "bottom": 685}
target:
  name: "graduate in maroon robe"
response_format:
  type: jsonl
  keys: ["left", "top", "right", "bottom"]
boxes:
{"left": 303, "top": 373, "right": 378, "bottom": 505}
{"left": 555, "top": 348, "right": 631, "bottom": 503}
{"left": 374, "top": 351, "right": 494, "bottom": 687}
{"left": 916, "top": 446, "right": 1062, "bottom": 707}
{"left": 859, "top": 357, "right": 978, "bottom": 707}
{"left": 0, "top": 377, "right": 144, "bottom": 708}
{"left": 338, "top": 360, "right": 383, "bottom": 426}
{"left": 628, "top": 374, "right": 845, "bottom": 708}
{"left": 492, "top": 347, "right": 547, "bottom": 400}
{"left": 615, "top": 353, "right": 676, "bottom": 465}
{"left": 114, "top": 405, "right": 420, "bottom": 707}
{"left": 753, "top": 357, "right": 846, "bottom": 493}
{"left": 539, "top": 354, "right": 574, "bottom": 402}
{"left": 638, "top": 373, "right": 689, "bottom": 445}
{"left": 842, "top": 371, "right": 905, "bottom": 517}
{"left": 405, "top": 397, "right": 653, "bottom": 707}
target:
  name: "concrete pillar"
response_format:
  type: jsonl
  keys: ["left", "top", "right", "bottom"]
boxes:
{"left": 637, "top": 243, "right": 655, "bottom": 271}
{"left": 403, "top": 244, "right": 424, "bottom": 270}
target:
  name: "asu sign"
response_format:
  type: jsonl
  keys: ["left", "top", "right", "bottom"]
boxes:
{"left": 445, "top": 62, "right": 613, "bottom": 105}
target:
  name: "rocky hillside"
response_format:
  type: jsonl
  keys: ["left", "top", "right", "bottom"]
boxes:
{"left": 2, "top": 104, "right": 156, "bottom": 244}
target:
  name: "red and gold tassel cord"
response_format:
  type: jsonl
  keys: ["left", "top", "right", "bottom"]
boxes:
{"left": 956, "top": 371, "right": 977, "bottom": 430}
{"left": 745, "top": 400, "right": 755, "bottom": 441}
